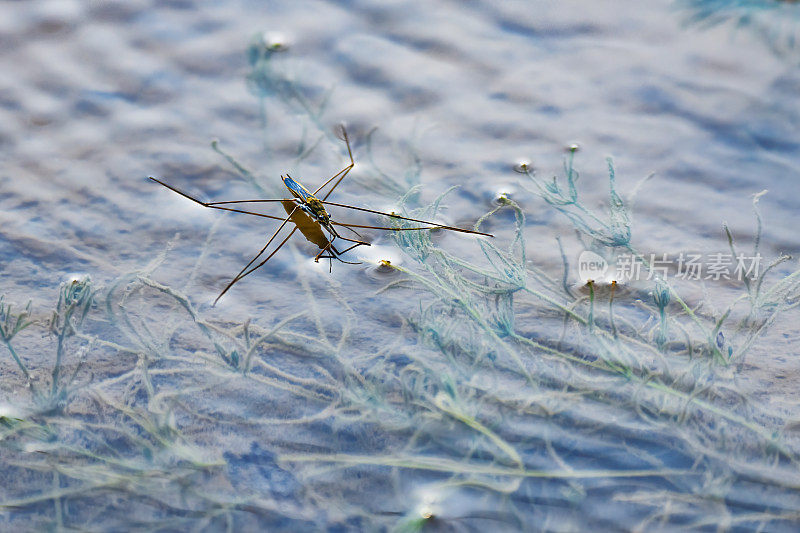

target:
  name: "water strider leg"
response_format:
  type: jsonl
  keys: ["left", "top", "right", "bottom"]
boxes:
{"left": 314, "top": 125, "right": 355, "bottom": 201}
{"left": 321, "top": 224, "right": 370, "bottom": 250}
{"left": 149, "top": 177, "right": 290, "bottom": 221}
{"left": 214, "top": 225, "right": 299, "bottom": 306}
{"left": 314, "top": 240, "right": 362, "bottom": 266}
{"left": 321, "top": 201, "right": 493, "bottom": 237}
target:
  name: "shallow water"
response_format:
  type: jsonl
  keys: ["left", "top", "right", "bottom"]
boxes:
{"left": 2, "top": 0, "right": 800, "bottom": 530}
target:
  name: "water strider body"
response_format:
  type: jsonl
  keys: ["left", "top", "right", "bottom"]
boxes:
{"left": 150, "top": 126, "right": 492, "bottom": 304}
{"left": 278, "top": 174, "right": 367, "bottom": 259}
{"left": 281, "top": 175, "right": 331, "bottom": 225}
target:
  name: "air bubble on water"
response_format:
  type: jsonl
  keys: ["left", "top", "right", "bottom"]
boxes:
{"left": 513, "top": 159, "right": 532, "bottom": 173}
{"left": 65, "top": 273, "right": 90, "bottom": 285}
{"left": 492, "top": 183, "right": 518, "bottom": 205}
{"left": 0, "top": 403, "right": 21, "bottom": 419}
{"left": 261, "top": 31, "right": 290, "bottom": 52}
{"left": 358, "top": 244, "right": 403, "bottom": 280}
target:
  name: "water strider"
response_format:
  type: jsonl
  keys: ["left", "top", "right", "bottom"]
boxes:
{"left": 150, "top": 126, "right": 492, "bottom": 304}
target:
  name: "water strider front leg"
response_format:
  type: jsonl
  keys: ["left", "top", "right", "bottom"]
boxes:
{"left": 313, "top": 239, "right": 364, "bottom": 265}
{"left": 323, "top": 223, "right": 370, "bottom": 248}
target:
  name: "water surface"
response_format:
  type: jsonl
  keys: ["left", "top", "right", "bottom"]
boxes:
{"left": 1, "top": 0, "right": 799, "bottom": 530}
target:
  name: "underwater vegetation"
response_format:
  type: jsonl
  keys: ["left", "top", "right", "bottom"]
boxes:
{"left": 2, "top": 32, "right": 800, "bottom": 530}
{"left": 677, "top": 0, "right": 800, "bottom": 53}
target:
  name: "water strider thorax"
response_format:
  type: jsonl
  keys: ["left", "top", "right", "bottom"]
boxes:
{"left": 282, "top": 175, "right": 331, "bottom": 226}
{"left": 303, "top": 197, "right": 331, "bottom": 225}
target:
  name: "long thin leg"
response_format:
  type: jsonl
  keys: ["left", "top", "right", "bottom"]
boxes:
{"left": 199, "top": 194, "right": 492, "bottom": 238}
{"left": 320, "top": 223, "right": 370, "bottom": 248}
{"left": 314, "top": 242, "right": 334, "bottom": 266}
{"left": 152, "top": 176, "right": 307, "bottom": 304}
{"left": 321, "top": 201, "right": 493, "bottom": 237}
{"left": 316, "top": 241, "right": 364, "bottom": 272}
{"left": 196, "top": 195, "right": 492, "bottom": 237}
{"left": 334, "top": 222, "right": 429, "bottom": 231}
{"left": 206, "top": 199, "right": 292, "bottom": 206}
{"left": 313, "top": 243, "right": 335, "bottom": 272}
{"left": 337, "top": 222, "right": 365, "bottom": 240}
{"left": 314, "top": 125, "right": 355, "bottom": 201}
{"left": 213, "top": 197, "right": 315, "bottom": 303}
{"left": 314, "top": 241, "right": 362, "bottom": 265}
{"left": 332, "top": 221, "right": 491, "bottom": 236}
{"left": 154, "top": 126, "right": 396, "bottom": 303}
{"left": 316, "top": 234, "right": 339, "bottom": 264}
{"left": 151, "top": 176, "right": 309, "bottom": 304}
{"left": 334, "top": 241, "right": 367, "bottom": 260}
{"left": 328, "top": 233, "right": 370, "bottom": 246}
{"left": 149, "top": 177, "right": 289, "bottom": 222}
{"left": 213, "top": 225, "right": 298, "bottom": 306}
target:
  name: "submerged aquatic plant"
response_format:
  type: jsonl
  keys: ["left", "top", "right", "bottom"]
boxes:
{"left": 0, "top": 296, "right": 33, "bottom": 382}
{"left": 4, "top": 33, "right": 800, "bottom": 532}
{"left": 313, "top": 147, "right": 800, "bottom": 529}
{"left": 226, "top": 142, "right": 795, "bottom": 531}
{"left": 1, "top": 276, "right": 94, "bottom": 413}
{"left": 677, "top": 0, "right": 800, "bottom": 53}
{"left": 240, "top": 32, "right": 422, "bottom": 198}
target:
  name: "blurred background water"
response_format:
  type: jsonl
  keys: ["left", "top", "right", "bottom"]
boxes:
{"left": 1, "top": 0, "right": 800, "bottom": 530}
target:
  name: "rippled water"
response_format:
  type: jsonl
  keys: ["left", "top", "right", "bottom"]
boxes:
{"left": 2, "top": 0, "right": 800, "bottom": 530}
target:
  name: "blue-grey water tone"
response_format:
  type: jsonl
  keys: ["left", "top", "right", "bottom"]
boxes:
{"left": 2, "top": 0, "right": 800, "bottom": 530}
